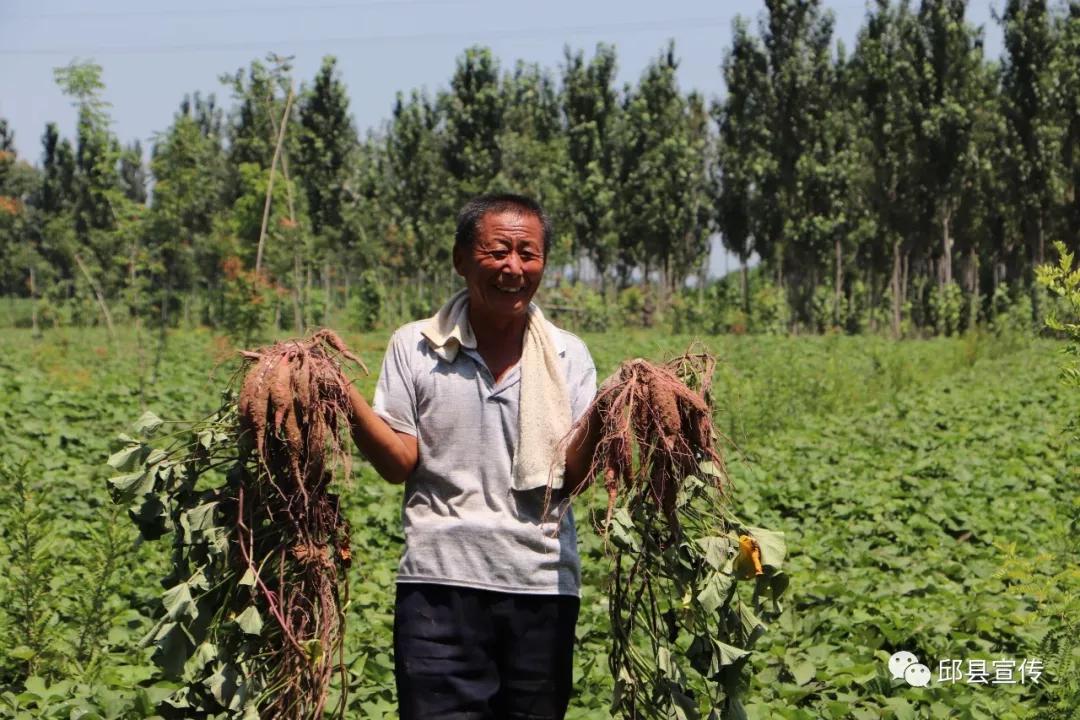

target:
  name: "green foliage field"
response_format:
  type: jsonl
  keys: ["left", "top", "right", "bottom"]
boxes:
{"left": 0, "top": 327, "right": 1076, "bottom": 718}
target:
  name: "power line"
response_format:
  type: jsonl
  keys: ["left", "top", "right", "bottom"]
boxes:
{"left": 0, "top": 16, "right": 738, "bottom": 56}
{"left": 5, "top": 0, "right": 465, "bottom": 21}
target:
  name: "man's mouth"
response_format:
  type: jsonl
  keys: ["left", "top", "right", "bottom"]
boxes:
{"left": 495, "top": 285, "right": 525, "bottom": 294}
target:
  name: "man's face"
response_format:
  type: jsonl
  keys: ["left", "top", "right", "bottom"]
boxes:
{"left": 453, "top": 210, "right": 545, "bottom": 321}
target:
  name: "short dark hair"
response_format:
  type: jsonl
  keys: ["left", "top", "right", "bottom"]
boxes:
{"left": 454, "top": 193, "right": 553, "bottom": 257}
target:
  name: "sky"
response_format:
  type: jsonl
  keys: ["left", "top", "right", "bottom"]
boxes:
{"left": 0, "top": 0, "right": 1003, "bottom": 276}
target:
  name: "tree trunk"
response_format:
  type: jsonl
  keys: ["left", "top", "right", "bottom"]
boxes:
{"left": 323, "top": 259, "right": 332, "bottom": 325}
{"left": 29, "top": 266, "right": 40, "bottom": 339}
{"left": 740, "top": 260, "right": 749, "bottom": 314}
{"left": 255, "top": 87, "right": 295, "bottom": 276}
{"left": 305, "top": 262, "right": 313, "bottom": 325}
{"left": 73, "top": 253, "right": 116, "bottom": 346}
{"left": 891, "top": 237, "right": 902, "bottom": 338}
{"left": 866, "top": 265, "right": 876, "bottom": 333}
{"left": 293, "top": 252, "right": 304, "bottom": 333}
{"left": 941, "top": 204, "right": 953, "bottom": 287}
{"left": 834, "top": 236, "right": 843, "bottom": 328}
{"left": 901, "top": 251, "right": 910, "bottom": 309}
{"left": 344, "top": 269, "right": 351, "bottom": 321}
{"left": 967, "top": 247, "right": 979, "bottom": 330}
{"left": 1036, "top": 213, "right": 1045, "bottom": 267}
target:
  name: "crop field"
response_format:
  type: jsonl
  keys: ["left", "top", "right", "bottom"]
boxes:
{"left": 0, "top": 327, "right": 1076, "bottom": 719}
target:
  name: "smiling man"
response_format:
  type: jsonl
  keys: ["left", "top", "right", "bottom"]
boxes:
{"left": 346, "top": 193, "right": 602, "bottom": 719}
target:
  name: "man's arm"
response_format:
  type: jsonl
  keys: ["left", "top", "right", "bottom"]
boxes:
{"left": 562, "top": 404, "right": 603, "bottom": 497}
{"left": 347, "top": 384, "right": 418, "bottom": 485}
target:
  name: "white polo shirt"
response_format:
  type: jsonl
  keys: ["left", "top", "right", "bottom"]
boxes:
{"left": 372, "top": 318, "right": 597, "bottom": 596}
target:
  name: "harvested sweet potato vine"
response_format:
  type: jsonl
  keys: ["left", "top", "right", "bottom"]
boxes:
{"left": 571, "top": 349, "right": 726, "bottom": 531}
{"left": 107, "top": 329, "right": 367, "bottom": 719}
{"left": 232, "top": 329, "right": 366, "bottom": 718}
{"left": 565, "top": 348, "right": 786, "bottom": 719}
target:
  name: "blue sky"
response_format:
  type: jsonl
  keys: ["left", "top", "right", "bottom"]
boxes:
{"left": 0, "top": 0, "right": 1002, "bottom": 276}
{"left": 2, "top": 0, "right": 1002, "bottom": 163}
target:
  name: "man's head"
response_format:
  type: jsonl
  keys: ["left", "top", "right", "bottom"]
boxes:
{"left": 454, "top": 193, "right": 553, "bottom": 259}
{"left": 452, "top": 193, "right": 551, "bottom": 321}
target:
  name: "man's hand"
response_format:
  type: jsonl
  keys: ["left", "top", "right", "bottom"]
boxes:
{"left": 346, "top": 384, "right": 418, "bottom": 484}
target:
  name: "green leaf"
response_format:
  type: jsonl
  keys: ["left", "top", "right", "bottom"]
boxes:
{"left": 698, "top": 572, "right": 735, "bottom": 613}
{"left": 8, "top": 646, "right": 35, "bottom": 660}
{"left": 607, "top": 507, "right": 640, "bottom": 552}
{"left": 134, "top": 410, "right": 164, "bottom": 435}
{"left": 790, "top": 659, "right": 816, "bottom": 686}
{"left": 23, "top": 676, "right": 47, "bottom": 698}
{"left": 699, "top": 460, "right": 724, "bottom": 478}
{"left": 108, "top": 470, "right": 154, "bottom": 503}
{"left": 747, "top": 527, "right": 786, "bottom": 570}
{"left": 205, "top": 663, "right": 239, "bottom": 708}
{"left": 180, "top": 502, "right": 218, "bottom": 536}
{"left": 162, "top": 582, "right": 196, "bottom": 621}
{"left": 713, "top": 640, "right": 750, "bottom": 668}
{"left": 696, "top": 536, "right": 731, "bottom": 571}
{"left": 234, "top": 605, "right": 263, "bottom": 636}
{"left": 737, "top": 602, "right": 766, "bottom": 647}
{"left": 107, "top": 442, "right": 146, "bottom": 471}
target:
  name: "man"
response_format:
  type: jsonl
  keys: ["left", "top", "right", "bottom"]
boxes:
{"left": 346, "top": 193, "right": 602, "bottom": 719}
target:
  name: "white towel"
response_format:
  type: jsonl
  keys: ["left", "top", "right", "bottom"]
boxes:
{"left": 421, "top": 289, "right": 572, "bottom": 490}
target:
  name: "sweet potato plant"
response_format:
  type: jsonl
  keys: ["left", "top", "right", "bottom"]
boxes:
{"left": 107, "top": 330, "right": 365, "bottom": 718}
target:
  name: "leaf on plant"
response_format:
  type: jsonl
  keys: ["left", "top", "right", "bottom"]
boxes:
{"left": 789, "top": 659, "right": 816, "bottom": 686}
{"left": 696, "top": 536, "right": 730, "bottom": 571}
{"left": 713, "top": 639, "right": 751, "bottom": 668}
{"left": 134, "top": 410, "right": 164, "bottom": 435}
{"left": 162, "top": 582, "right": 197, "bottom": 621}
{"left": 181, "top": 502, "right": 218, "bottom": 537}
{"left": 183, "top": 642, "right": 219, "bottom": 681}
{"left": 737, "top": 602, "right": 766, "bottom": 648}
{"left": 698, "top": 572, "right": 735, "bottom": 613}
{"left": 108, "top": 470, "right": 154, "bottom": 503}
{"left": 235, "top": 605, "right": 263, "bottom": 636}
{"left": 107, "top": 442, "right": 147, "bottom": 471}
{"left": 747, "top": 527, "right": 786, "bottom": 570}
{"left": 205, "top": 663, "right": 239, "bottom": 709}
{"left": 150, "top": 622, "right": 192, "bottom": 679}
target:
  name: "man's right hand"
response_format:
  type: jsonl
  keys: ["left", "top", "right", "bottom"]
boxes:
{"left": 346, "top": 384, "right": 419, "bottom": 485}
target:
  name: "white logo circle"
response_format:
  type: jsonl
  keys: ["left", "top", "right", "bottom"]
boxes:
{"left": 888, "top": 651, "right": 919, "bottom": 680}
{"left": 904, "top": 663, "right": 931, "bottom": 687}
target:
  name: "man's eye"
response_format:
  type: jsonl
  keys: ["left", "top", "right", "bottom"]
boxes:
{"left": 489, "top": 250, "right": 509, "bottom": 260}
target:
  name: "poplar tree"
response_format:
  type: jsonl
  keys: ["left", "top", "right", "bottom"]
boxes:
{"left": 1055, "top": 3, "right": 1080, "bottom": 247}
{"left": 497, "top": 61, "right": 569, "bottom": 266}
{"left": 910, "top": 0, "right": 984, "bottom": 288}
{"left": 1000, "top": 0, "right": 1061, "bottom": 270}
{"left": 298, "top": 56, "right": 356, "bottom": 242}
{"left": 714, "top": 18, "right": 771, "bottom": 310}
{"left": 441, "top": 46, "right": 504, "bottom": 202}
{"left": 852, "top": 0, "right": 922, "bottom": 334}
{"left": 617, "top": 43, "right": 711, "bottom": 295}
{"left": 562, "top": 44, "right": 620, "bottom": 285}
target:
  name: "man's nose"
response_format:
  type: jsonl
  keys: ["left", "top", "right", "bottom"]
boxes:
{"left": 502, "top": 252, "right": 523, "bottom": 274}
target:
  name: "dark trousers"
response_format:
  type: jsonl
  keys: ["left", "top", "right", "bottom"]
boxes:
{"left": 393, "top": 583, "right": 580, "bottom": 720}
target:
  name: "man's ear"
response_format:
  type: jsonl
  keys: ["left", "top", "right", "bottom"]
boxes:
{"left": 452, "top": 244, "right": 466, "bottom": 277}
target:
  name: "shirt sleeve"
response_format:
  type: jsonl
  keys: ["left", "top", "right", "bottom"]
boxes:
{"left": 372, "top": 328, "right": 419, "bottom": 436}
{"left": 568, "top": 341, "right": 597, "bottom": 425}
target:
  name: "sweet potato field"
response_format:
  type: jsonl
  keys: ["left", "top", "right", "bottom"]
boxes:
{"left": 0, "top": 327, "right": 1076, "bottom": 719}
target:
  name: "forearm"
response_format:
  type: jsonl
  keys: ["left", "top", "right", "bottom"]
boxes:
{"left": 563, "top": 406, "right": 603, "bottom": 497}
{"left": 346, "top": 384, "right": 417, "bottom": 484}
